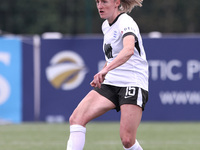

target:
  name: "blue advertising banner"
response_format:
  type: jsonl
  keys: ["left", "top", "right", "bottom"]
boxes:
{"left": 143, "top": 38, "right": 200, "bottom": 121}
{"left": 40, "top": 38, "right": 120, "bottom": 122}
{"left": 40, "top": 37, "right": 200, "bottom": 122}
{"left": 0, "top": 38, "right": 22, "bottom": 123}
{"left": 1, "top": 36, "right": 198, "bottom": 122}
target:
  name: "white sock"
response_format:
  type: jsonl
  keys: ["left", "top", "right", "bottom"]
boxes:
{"left": 67, "top": 125, "right": 86, "bottom": 150}
{"left": 123, "top": 140, "right": 143, "bottom": 150}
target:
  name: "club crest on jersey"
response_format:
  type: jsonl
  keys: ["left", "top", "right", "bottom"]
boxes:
{"left": 104, "top": 43, "right": 113, "bottom": 59}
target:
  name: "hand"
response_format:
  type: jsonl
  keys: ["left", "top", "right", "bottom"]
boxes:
{"left": 90, "top": 68, "right": 108, "bottom": 88}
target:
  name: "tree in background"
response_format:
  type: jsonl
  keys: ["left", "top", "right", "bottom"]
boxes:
{"left": 0, "top": 0, "right": 199, "bottom": 35}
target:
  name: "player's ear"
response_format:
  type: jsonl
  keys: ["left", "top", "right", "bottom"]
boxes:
{"left": 115, "top": 0, "right": 121, "bottom": 8}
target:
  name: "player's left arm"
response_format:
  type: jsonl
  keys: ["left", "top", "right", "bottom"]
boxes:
{"left": 104, "top": 34, "right": 135, "bottom": 72}
{"left": 90, "top": 35, "right": 135, "bottom": 88}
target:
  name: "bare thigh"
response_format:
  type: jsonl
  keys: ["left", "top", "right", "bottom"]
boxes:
{"left": 69, "top": 90, "right": 116, "bottom": 126}
{"left": 120, "top": 104, "right": 142, "bottom": 147}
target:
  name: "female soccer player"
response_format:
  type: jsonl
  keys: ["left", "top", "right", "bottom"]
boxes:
{"left": 66, "top": 0, "right": 148, "bottom": 150}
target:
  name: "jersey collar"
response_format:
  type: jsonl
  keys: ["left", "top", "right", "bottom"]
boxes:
{"left": 109, "top": 12, "right": 125, "bottom": 26}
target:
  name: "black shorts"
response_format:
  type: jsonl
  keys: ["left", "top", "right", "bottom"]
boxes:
{"left": 93, "top": 84, "right": 148, "bottom": 112}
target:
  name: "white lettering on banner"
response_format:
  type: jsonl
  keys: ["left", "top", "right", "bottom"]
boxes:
{"left": 149, "top": 59, "right": 182, "bottom": 81}
{"left": 0, "top": 75, "right": 10, "bottom": 105}
{"left": 0, "top": 52, "right": 11, "bottom": 105}
{"left": 187, "top": 60, "right": 200, "bottom": 80}
{"left": 149, "top": 59, "right": 200, "bottom": 81}
{"left": 0, "top": 52, "right": 10, "bottom": 66}
{"left": 160, "top": 91, "right": 200, "bottom": 105}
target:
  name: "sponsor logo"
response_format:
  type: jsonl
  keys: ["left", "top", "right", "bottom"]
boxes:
{"left": 123, "top": 27, "right": 134, "bottom": 32}
{"left": 104, "top": 43, "right": 113, "bottom": 59}
{"left": 46, "top": 50, "right": 88, "bottom": 90}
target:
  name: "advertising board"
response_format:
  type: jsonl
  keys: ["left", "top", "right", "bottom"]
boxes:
{"left": 0, "top": 38, "right": 22, "bottom": 123}
{"left": 39, "top": 37, "right": 200, "bottom": 121}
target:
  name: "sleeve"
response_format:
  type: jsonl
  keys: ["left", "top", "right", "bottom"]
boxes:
{"left": 119, "top": 15, "right": 139, "bottom": 42}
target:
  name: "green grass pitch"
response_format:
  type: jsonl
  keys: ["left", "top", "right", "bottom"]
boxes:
{"left": 0, "top": 122, "right": 200, "bottom": 150}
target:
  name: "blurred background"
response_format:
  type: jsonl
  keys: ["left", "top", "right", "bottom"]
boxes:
{"left": 0, "top": 0, "right": 200, "bottom": 35}
{"left": 0, "top": 1, "right": 200, "bottom": 150}
{"left": 0, "top": 0, "right": 200, "bottom": 124}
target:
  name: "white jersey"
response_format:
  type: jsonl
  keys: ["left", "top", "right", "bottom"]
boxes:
{"left": 102, "top": 13, "right": 148, "bottom": 91}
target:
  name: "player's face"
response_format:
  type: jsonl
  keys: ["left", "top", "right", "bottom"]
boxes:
{"left": 96, "top": 0, "right": 120, "bottom": 23}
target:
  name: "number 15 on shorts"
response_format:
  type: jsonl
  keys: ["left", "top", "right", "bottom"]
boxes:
{"left": 125, "top": 87, "right": 136, "bottom": 99}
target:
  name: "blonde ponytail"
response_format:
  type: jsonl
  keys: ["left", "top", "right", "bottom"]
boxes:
{"left": 119, "top": 0, "right": 143, "bottom": 13}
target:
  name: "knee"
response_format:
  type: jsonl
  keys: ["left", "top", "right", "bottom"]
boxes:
{"left": 121, "top": 136, "right": 135, "bottom": 148}
{"left": 69, "top": 113, "right": 77, "bottom": 125}
{"left": 69, "top": 113, "right": 86, "bottom": 126}
{"left": 69, "top": 115, "right": 73, "bottom": 125}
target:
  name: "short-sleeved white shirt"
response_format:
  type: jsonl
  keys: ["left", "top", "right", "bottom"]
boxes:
{"left": 102, "top": 13, "right": 148, "bottom": 91}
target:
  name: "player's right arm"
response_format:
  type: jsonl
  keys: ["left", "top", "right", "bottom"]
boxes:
{"left": 90, "top": 61, "right": 107, "bottom": 88}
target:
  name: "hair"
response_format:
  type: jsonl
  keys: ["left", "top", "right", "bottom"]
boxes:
{"left": 119, "top": 0, "right": 143, "bottom": 13}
